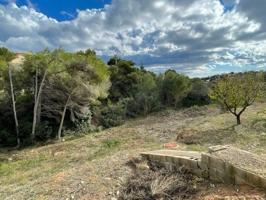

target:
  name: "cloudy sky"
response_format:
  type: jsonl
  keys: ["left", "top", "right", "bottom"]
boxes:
{"left": 0, "top": 0, "right": 265, "bottom": 77}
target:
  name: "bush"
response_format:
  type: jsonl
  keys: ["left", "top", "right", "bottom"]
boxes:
{"left": 0, "top": 129, "right": 17, "bottom": 147}
{"left": 35, "top": 121, "right": 54, "bottom": 141}
{"left": 182, "top": 78, "right": 210, "bottom": 107}
{"left": 126, "top": 95, "right": 162, "bottom": 117}
{"left": 96, "top": 101, "right": 126, "bottom": 128}
{"left": 159, "top": 70, "right": 191, "bottom": 107}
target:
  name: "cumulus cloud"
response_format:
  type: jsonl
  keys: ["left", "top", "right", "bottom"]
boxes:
{"left": 0, "top": 0, "right": 265, "bottom": 76}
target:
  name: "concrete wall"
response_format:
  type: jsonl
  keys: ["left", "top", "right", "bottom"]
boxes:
{"left": 141, "top": 149, "right": 266, "bottom": 190}
{"left": 201, "top": 153, "right": 266, "bottom": 189}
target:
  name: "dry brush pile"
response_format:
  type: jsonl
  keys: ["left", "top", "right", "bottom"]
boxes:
{"left": 118, "top": 159, "right": 203, "bottom": 200}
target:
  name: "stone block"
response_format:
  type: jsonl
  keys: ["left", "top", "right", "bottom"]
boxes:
{"left": 200, "top": 153, "right": 210, "bottom": 171}
{"left": 223, "top": 162, "right": 235, "bottom": 184}
{"left": 246, "top": 171, "right": 263, "bottom": 187}
{"left": 208, "top": 145, "right": 230, "bottom": 153}
{"left": 209, "top": 156, "right": 226, "bottom": 171}
{"left": 141, "top": 148, "right": 266, "bottom": 190}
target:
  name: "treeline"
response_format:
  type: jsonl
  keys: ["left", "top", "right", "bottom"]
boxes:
{"left": 0, "top": 48, "right": 210, "bottom": 147}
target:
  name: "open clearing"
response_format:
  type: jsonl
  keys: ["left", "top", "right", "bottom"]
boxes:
{"left": 1, "top": 103, "right": 266, "bottom": 199}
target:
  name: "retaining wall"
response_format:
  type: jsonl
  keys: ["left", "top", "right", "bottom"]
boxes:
{"left": 141, "top": 146, "right": 266, "bottom": 190}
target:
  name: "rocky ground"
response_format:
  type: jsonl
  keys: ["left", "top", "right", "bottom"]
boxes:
{"left": 1, "top": 103, "right": 266, "bottom": 199}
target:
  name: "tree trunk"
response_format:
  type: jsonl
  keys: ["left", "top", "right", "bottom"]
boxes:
{"left": 8, "top": 64, "right": 20, "bottom": 147}
{"left": 57, "top": 95, "right": 71, "bottom": 141}
{"left": 236, "top": 114, "right": 241, "bottom": 125}
{"left": 143, "top": 98, "right": 148, "bottom": 116}
{"left": 35, "top": 68, "right": 41, "bottom": 125}
{"left": 34, "top": 68, "right": 38, "bottom": 103}
{"left": 31, "top": 70, "right": 47, "bottom": 141}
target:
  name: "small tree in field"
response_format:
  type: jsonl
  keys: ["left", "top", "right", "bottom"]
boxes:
{"left": 209, "top": 73, "right": 263, "bottom": 125}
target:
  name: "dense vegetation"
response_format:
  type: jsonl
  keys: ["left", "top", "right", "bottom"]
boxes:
{"left": 0, "top": 47, "right": 264, "bottom": 147}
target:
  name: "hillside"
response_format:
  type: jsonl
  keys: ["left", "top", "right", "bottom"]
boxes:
{"left": 1, "top": 103, "right": 266, "bottom": 199}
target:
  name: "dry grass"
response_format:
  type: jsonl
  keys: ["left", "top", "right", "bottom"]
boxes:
{"left": 119, "top": 164, "right": 200, "bottom": 200}
{"left": 1, "top": 103, "right": 266, "bottom": 199}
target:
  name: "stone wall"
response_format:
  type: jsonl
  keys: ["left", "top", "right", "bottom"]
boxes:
{"left": 141, "top": 146, "right": 266, "bottom": 190}
{"left": 201, "top": 152, "right": 266, "bottom": 188}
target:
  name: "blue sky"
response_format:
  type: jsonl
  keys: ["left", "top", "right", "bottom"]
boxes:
{"left": 0, "top": 0, "right": 265, "bottom": 77}
{"left": 3, "top": 0, "right": 112, "bottom": 20}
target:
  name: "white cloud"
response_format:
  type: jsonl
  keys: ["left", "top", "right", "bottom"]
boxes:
{"left": 0, "top": 0, "right": 266, "bottom": 77}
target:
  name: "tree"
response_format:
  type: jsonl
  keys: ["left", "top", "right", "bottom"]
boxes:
{"left": 127, "top": 70, "right": 160, "bottom": 116}
{"left": 42, "top": 52, "right": 110, "bottom": 140}
{"left": 0, "top": 48, "right": 20, "bottom": 147}
{"left": 160, "top": 70, "right": 191, "bottom": 107}
{"left": 23, "top": 49, "right": 65, "bottom": 141}
{"left": 209, "top": 73, "right": 263, "bottom": 125}
{"left": 107, "top": 56, "right": 122, "bottom": 66}
{"left": 0, "top": 47, "right": 111, "bottom": 146}
{"left": 108, "top": 58, "right": 138, "bottom": 101}
{"left": 182, "top": 78, "right": 210, "bottom": 107}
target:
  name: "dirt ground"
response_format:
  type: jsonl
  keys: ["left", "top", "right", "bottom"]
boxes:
{"left": 1, "top": 103, "right": 266, "bottom": 199}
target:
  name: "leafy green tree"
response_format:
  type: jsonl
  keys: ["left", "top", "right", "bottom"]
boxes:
{"left": 23, "top": 49, "right": 67, "bottom": 141}
{"left": 182, "top": 78, "right": 210, "bottom": 107}
{"left": 42, "top": 51, "right": 110, "bottom": 140}
{"left": 107, "top": 56, "right": 122, "bottom": 66}
{"left": 108, "top": 58, "right": 138, "bottom": 101}
{"left": 0, "top": 48, "right": 111, "bottom": 146}
{"left": 209, "top": 73, "right": 263, "bottom": 125}
{"left": 127, "top": 71, "right": 161, "bottom": 116}
{"left": 160, "top": 70, "right": 191, "bottom": 107}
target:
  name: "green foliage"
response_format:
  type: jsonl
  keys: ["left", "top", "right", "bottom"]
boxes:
{"left": 35, "top": 121, "right": 54, "bottom": 141}
{"left": 160, "top": 70, "right": 191, "bottom": 107}
{"left": 126, "top": 71, "right": 161, "bottom": 116}
{"left": 209, "top": 73, "right": 263, "bottom": 124}
{"left": 101, "top": 139, "right": 120, "bottom": 149}
{"left": 0, "top": 47, "right": 15, "bottom": 62}
{"left": 96, "top": 101, "right": 126, "bottom": 128}
{"left": 0, "top": 48, "right": 110, "bottom": 146}
{"left": 4, "top": 46, "right": 260, "bottom": 146}
{"left": 108, "top": 59, "right": 138, "bottom": 101}
{"left": 182, "top": 78, "right": 210, "bottom": 107}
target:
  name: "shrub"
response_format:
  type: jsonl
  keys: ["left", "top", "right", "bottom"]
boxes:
{"left": 182, "top": 78, "right": 210, "bottom": 107}
{"left": 159, "top": 70, "right": 191, "bottom": 107}
{"left": 96, "top": 101, "right": 126, "bottom": 128}
{"left": 35, "top": 121, "right": 54, "bottom": 141}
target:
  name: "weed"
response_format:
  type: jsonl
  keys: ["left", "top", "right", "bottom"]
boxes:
{"left": 102, "top": 139, "right": 121, "bottom": 149}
